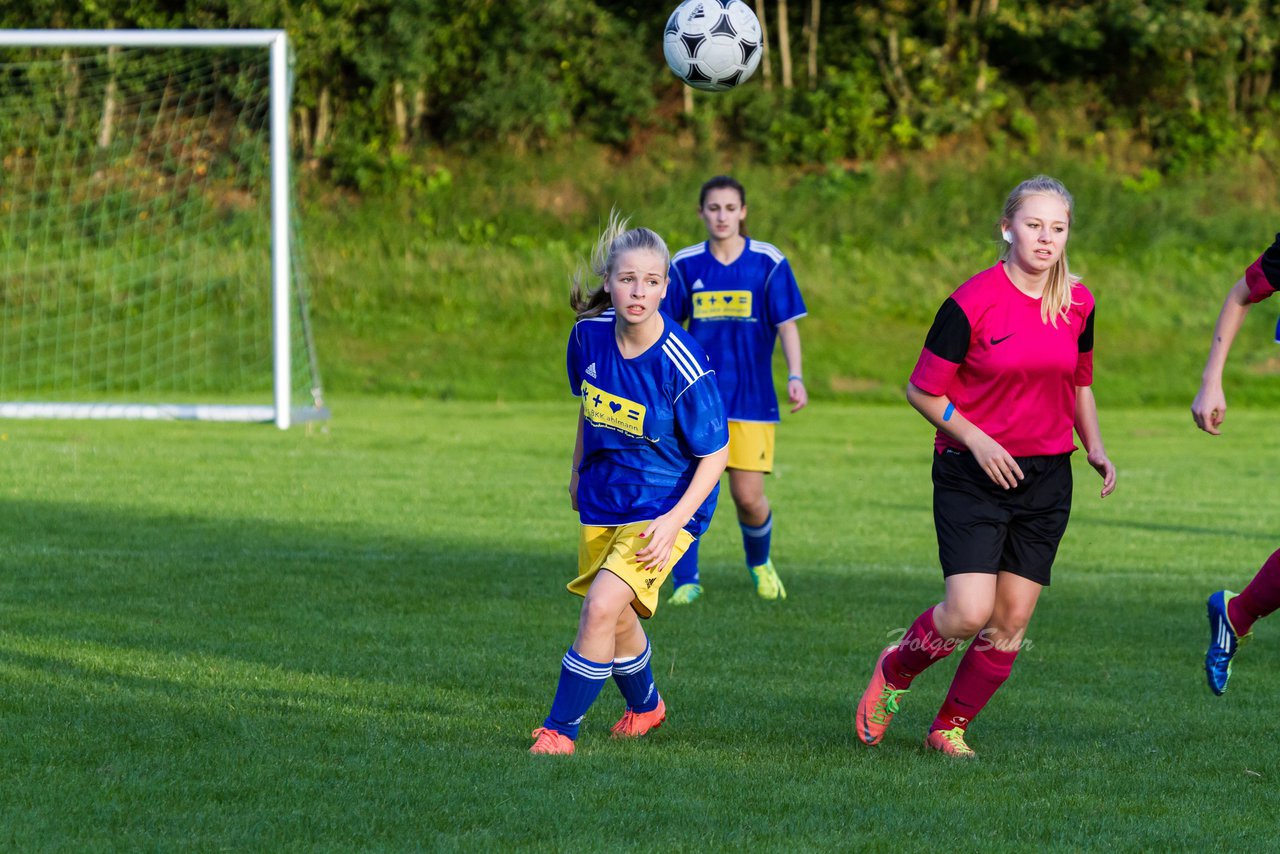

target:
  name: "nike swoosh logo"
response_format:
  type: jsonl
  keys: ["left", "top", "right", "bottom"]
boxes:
{"left": 990, "top": 334, "right": 1015, "bottom": 345}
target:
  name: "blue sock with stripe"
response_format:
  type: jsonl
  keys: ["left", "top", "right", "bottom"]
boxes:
{"left": 543, "top": 648, "right": 611, "bottom": 739}
{"left": 612, "top": 639, "right": 659, "bottom": 713}
{"left": 741, "top": 512, "right": 773, "bottom": 567}
{"left": 671, "top": 537, "right": 700, "bottom": 587}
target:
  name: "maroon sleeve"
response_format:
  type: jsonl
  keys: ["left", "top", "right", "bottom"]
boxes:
{"left": 1244, "top": 235, "right": 1280, "bottom": 304}
{"left": 1074, "top": 351, "right": 1094, "bottom": 387}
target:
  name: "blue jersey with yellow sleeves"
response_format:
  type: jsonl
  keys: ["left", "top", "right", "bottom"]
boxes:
{"left": 663, "top": 238, "right": 807, "bottom": 423}
{"left": 567, "top": 310, "right": 728, "bottom": 537}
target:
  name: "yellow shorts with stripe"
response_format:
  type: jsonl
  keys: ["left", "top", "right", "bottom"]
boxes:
{"left": 727, "top": 421, "right": 776, "bottom": 473}
{"left": 569, "top": 522, "right": 695, "bottom": 619}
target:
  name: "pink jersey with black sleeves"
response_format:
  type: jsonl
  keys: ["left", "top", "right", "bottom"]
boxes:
{"left": 1243, "top": 233, "right": 1280, "bottom": 303}
{"left": 909, "top": 262, "right": 1096, "bottom": 457}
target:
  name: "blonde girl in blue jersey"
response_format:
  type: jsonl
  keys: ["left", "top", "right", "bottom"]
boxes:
{"left": 530, "top": 213, "right": 729, "bottom": 755}
{"left": 662, "top": 176, "right": 808, "bottom": 604}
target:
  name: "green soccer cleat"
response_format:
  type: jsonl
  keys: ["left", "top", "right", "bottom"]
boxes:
{"left": 749, "top": 559, "right": 786, "bottom": 600}
{"left": 668, "top": 583, "right": 703, "bottom": 606}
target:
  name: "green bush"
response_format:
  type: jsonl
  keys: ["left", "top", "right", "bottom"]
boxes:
{"left": 731, "top": 63, "right": 889, "bottom": 164}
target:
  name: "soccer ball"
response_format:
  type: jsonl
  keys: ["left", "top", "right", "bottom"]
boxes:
{"left": 663, "top": 0, "right": 763, "bottom": 92}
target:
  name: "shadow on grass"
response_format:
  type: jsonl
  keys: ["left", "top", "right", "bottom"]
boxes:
{"left": 1, "top": 498, "right": 1276, "bottom": 851}
{"left": 1070, "top": 514, "right": 1275, "bottom": 541}
{"left": 4, "top": 400, "right": 1278, "bottom": 847}
{"left": 0, "top": 497, "right": 574, "bottom": 690}
{"left": 867, "top": 498, "right": 1274, "bottom": 542}
{"left": 0, "top": 497, "right": 593, "bottom": 844}
{"left": 0, "top": 497, "right": 930, "bottom": 750}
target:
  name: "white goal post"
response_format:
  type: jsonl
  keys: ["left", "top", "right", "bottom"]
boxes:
{"left": 0, "top": 29, "right": 326, "bottom": 429}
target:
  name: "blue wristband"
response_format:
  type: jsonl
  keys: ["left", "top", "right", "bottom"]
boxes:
{"left": 788, "top": 374, "right": 803, "bottom": 382}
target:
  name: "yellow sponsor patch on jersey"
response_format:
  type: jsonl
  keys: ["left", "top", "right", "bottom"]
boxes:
{"left": 581, "top": 380, "right": 646, "bottom": 437}
{"left": 693, "top": 290, "right": 752, "bottom": 319}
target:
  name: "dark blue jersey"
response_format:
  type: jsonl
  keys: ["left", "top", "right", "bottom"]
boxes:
{"left": 663, "top": 238, "right": 807, "bottom": 422}
{"left": 567, "top": 310, "right": 728, "bottom": 536}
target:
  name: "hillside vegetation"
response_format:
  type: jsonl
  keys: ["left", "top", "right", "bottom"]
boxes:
{"left": 301, "top": 141, "right": 1280, "bottom": 409}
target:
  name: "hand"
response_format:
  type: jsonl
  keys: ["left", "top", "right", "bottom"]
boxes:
{"left": 1191, "top": 384, "right": 1227, "bottom": 435}
{"left": 569, "top": 470, "right": 579, "bottom": 511}
{"left": 967, "top": 433, "right": 1024, "bottom": 490}
{"left": 635, "top": 512, "right": 684, "bottom": 572}
{"left": 1087, "top": 449, "right": 1117, "bottom": 498}
{"left": 787, "top": 377, "right": 808, "bottom": 413}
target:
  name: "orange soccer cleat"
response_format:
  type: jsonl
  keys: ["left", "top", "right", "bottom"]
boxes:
{"left": 529, "top": 727, "right": 576, "bottom": 755}
{"left": 856, "top": 645, "right": 909, "bottom": 746}
{"left": 610, "top": 696, "right": 667, "bottom": 738}
{"left": 925, "top": 726, "right": 976, "bottom": 758}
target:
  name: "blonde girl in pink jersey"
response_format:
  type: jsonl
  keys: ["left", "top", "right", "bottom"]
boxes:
{"left": 855, "top": 175, "right": 1116, "bottom": 758}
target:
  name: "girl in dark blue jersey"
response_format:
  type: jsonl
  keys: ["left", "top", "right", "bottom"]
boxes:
{"left": 662, "top": 176, "right": 808, "bottom": 604}
{"left": 530, "top": 214, "right": 729, "bottom": 755}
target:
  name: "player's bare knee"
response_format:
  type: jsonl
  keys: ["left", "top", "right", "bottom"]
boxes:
{"left": 938, "top": 602, "right": 992, "bottom": 639}
{"left": 988, "top": 611, "right": 1034, "bottom": 643}
{"left": 614, "top": 608, "right": 642, "bottom": 638}
{"left": 579, "top": 593, "right": 626, "bottom": 636}
{"left": 731, "top": 491, "right": 769, "bottom": 522}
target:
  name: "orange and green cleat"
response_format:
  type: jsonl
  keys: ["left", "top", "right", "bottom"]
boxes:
{"left": 611, "top": 696, "right": 667, "bottom": 738}
{"left": 856, "top": 645, "right": 909, "bottom": 746}
{"left": 529, "top": 727, "right": 576, "bottom": 755}
{"left": 925, "top": 726, "right": 976, "bottom": 758}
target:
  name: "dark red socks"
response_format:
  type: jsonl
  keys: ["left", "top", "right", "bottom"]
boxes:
{"left": 1228, "top": 548, "right": 1280, "bottom": 637}
{"left": 933, "top": 642, "right": 1018, "bottom": 732}
{"left": 883, "top": 606, "right": 958, "bottom": 687}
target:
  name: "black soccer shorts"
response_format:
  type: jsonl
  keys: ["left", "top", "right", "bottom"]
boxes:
{"left": 931, "top": 449, "right": 1073, "bottom": 586}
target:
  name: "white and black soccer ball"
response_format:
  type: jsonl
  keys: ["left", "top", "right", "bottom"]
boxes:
{"left": 663, "top": 0, "right": 763, "bottom": 92}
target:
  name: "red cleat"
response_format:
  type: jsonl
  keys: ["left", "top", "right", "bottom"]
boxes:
{"left": 529, "top": 726, "right": 575, "bottom": 755}
{"left": 925, "top": 726, "right": 976, "bottom": 758}
{"left": 856, "top": 645, "right": 910, "bottom": 746}
{"left": 610, "top": 696, "right": 667, "bottom": 738}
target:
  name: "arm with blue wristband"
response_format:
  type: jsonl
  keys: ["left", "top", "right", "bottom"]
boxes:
{"left": 905, "top": 383, "right": 1025, "bottom": 490}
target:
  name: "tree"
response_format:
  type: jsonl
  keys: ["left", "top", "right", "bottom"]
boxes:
{"left": 776, "top": 0, "right": 793, "bottom": 89}
{"left": 805, "top": 0, "right": 820, "bottom": 90}
{"left": 754, "top": 0, "right": 773, "bottom": 90}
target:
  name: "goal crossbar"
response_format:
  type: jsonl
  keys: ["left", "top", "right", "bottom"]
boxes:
{"left": 0, "top": 30, "right": 325, "bottom": 429}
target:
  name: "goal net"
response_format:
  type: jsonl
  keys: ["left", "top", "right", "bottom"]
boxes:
{"left": 0, "top": 30, "right": 325, "bottom": 428}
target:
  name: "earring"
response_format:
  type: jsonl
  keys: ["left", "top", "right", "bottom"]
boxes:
{"left": 1001, "top": 230, "right": 1012, "bottom": 243}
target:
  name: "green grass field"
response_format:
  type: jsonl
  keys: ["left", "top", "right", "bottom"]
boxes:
{"left": 0, "top": 398, "right": 1275, "bottom": 850}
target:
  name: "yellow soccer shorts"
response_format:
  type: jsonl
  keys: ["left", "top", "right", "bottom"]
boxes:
{"left": 727, "top": 420, "right": 776, "bottom": 473}
{"left": 569, "top": 521, "right": 695, "bottom": 619}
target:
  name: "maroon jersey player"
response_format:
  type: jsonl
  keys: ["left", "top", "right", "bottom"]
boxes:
{"left": 1192, "top": 233, "right": 1280, "bottom": 695}
{"left": 855, "top": 175, "right": 1116, "bottom": 758}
